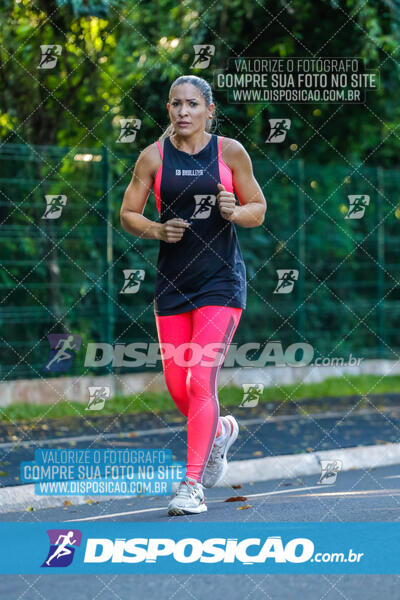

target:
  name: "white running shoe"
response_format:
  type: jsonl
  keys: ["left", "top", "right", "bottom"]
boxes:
{"left": 202, "top": 415, "right": 239, "bottom": 488}
{"left": 168, "top": 476, "right": 207, "bottom": 516}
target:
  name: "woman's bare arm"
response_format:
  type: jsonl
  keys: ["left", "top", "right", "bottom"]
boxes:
{"left": 222, "top": 139, "right": 267, "bottom": 228}
{"left": 120, "top": 144, "right": 190, "bottom": 243}
{"left": 120, "top": 145, "right": 163, "bottom": 239}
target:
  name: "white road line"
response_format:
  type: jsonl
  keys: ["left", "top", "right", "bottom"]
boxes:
{"left": 65, "top": 485, "right": 324, "bottom": 522}
{"left": 0, "top": 407, "right": 392, "bottom": 450}
{"left": 292, "top": 489, "right": 400, "bottom": 497}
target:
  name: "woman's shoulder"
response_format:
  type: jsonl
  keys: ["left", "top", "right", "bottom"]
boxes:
{"left": 137, "top": 140, "right": 164, "bottom": 179}
{"left": 218, "top": 136, "right": 248, "bottom": 170}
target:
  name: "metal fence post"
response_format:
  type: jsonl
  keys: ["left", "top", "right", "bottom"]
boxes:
{"left": 376, "top": 166, "right": 385, "bottom": 358}
{"left": 296, "top": 159, "right": 306, "bottom": 338}
{"left": 102, "top": 146, "right": 114, "bottom": 376}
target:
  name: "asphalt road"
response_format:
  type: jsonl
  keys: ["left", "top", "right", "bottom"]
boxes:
{"left": 1, "top": 401, "right": 400, "bottom": 488}
{"left": 1, "top": 464, "right": 399, "bottom": 599}
{"left": 1, "top": 571, "right": 398, "bottom": 600}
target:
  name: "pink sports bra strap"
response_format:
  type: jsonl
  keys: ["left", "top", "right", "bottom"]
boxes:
{"left": 218, "top": 135, "right": 224, "bottom": 159}
{"left": 156, "top": 140, "right": 163, "bottom": 160}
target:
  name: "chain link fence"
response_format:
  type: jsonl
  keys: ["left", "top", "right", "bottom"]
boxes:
{"left": 1, "top": 142, "right": 399, "bottom": 381}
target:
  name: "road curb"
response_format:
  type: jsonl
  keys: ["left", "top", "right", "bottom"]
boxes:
{"left": 221, "top": 441, "right": 400, "bottom": 487}
{"left": 1, "top": 441, "right": 400, "bottom": 513}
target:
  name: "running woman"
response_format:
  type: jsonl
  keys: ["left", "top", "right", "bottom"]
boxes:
{"left": 120, "top": 75, "right": 266, "bottom": 516}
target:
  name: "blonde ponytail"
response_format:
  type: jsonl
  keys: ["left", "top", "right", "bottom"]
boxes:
{"left": 158, "top": 123, "right": 175, "bottom": 142}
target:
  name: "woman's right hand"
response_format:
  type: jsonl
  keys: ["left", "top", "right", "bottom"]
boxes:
{"left": 158, "top": 218, "right": 190, "bottom": 243}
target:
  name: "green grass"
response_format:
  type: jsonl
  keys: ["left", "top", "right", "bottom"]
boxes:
{"left": 1, "top": 374, "right": 400, "bottom": 423}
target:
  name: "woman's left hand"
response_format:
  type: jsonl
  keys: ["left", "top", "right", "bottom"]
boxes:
{"left": 217, "top": 183, "right": 237, "bottom": 221}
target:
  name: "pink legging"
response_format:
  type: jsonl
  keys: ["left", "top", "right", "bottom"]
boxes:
{"left": 155, "top": 305, "right": 242, "bottom": 484}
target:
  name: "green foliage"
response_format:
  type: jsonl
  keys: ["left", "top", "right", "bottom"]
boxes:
{"left": 1, "top": 0, "right": 400, "bottom": 164}
{"left": 56, "top": 0, "right": 123, "bottom": 18}
{"left": 1, "top": 0, "right": 400, "bottom": 382}
{"left": 2, "top": 375, "right": 400, "bottom": 421}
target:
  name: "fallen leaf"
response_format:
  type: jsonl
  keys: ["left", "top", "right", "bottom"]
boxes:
{"left": 232, "top": 484, "right": 242, "bottom": 489}
{"left": 64, "top": 500, "right": 72, "bottom": 506}
{"left": 237, "top": 505, "right": 252, "bottom": 510}
{"left": 253, "top": 451, "right": 263, "bottom": 456}
{"left": 0, "top": 472, "right": 8, "bottom": 476}
{"left": 224, "top": 496, "right": 247, "bottom": 503}
{"left": 25, "top": 506, "right": 34, "bottom": 512}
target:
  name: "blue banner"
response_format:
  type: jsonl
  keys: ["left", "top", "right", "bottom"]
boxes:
{"left": 20, "top": 448, "right": 186, "bottom": 496}
{"left": 0, "top": 522, "right": 399, "bottom": 574}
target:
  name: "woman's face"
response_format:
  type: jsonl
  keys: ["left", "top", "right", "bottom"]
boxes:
{"left": 166, "top": 83, "right": 214, "bottom": 136}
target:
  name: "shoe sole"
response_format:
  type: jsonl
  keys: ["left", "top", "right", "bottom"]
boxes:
{"left": 168, "top": 503, "right": 207, "bottom": 516}
{"left": 203, "top": 415, "right": 239, "bottom": 488}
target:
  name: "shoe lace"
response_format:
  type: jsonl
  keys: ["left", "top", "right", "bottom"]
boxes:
{"left": 176, "top": 480, "right": 197, "bottom": 499}
{"left": 208, "top": 438, "right": 224, "bottom": 466}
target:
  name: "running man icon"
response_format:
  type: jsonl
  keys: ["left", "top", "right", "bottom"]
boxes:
{"left": 266, "top": 118, "right": 291, "bottom": 143}
{"left": 117, "top": 119, "right": 141, "bottom": 143}
{"left": 191, "top": 45, "right": 215, "bottom": 68}
{"left": 345, "top": 194, "right": 370, "bottom": 219}
{"left": 191, "top": 194, "right": 216, "bottom": 219}
{"left": 37, "top": 45, "right": 61, "bottom": 69}
{"left": 45, "top": 335, "right": 78, "bottom": 371}
{"left": 274, "top": 269, "right": 299, "bottom": 294}
{"left": 42, "top": 195, "right": 67, "bottom": 219}
{"left": 120, "top": 269, "right": 145, "bottom": 293}
{"left": 46, "top": 532, "right": 77, "bottom": 566}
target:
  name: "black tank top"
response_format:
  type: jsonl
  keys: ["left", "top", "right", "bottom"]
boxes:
{"left": 153, "top": 133, "right": 247, "bottom": 316}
